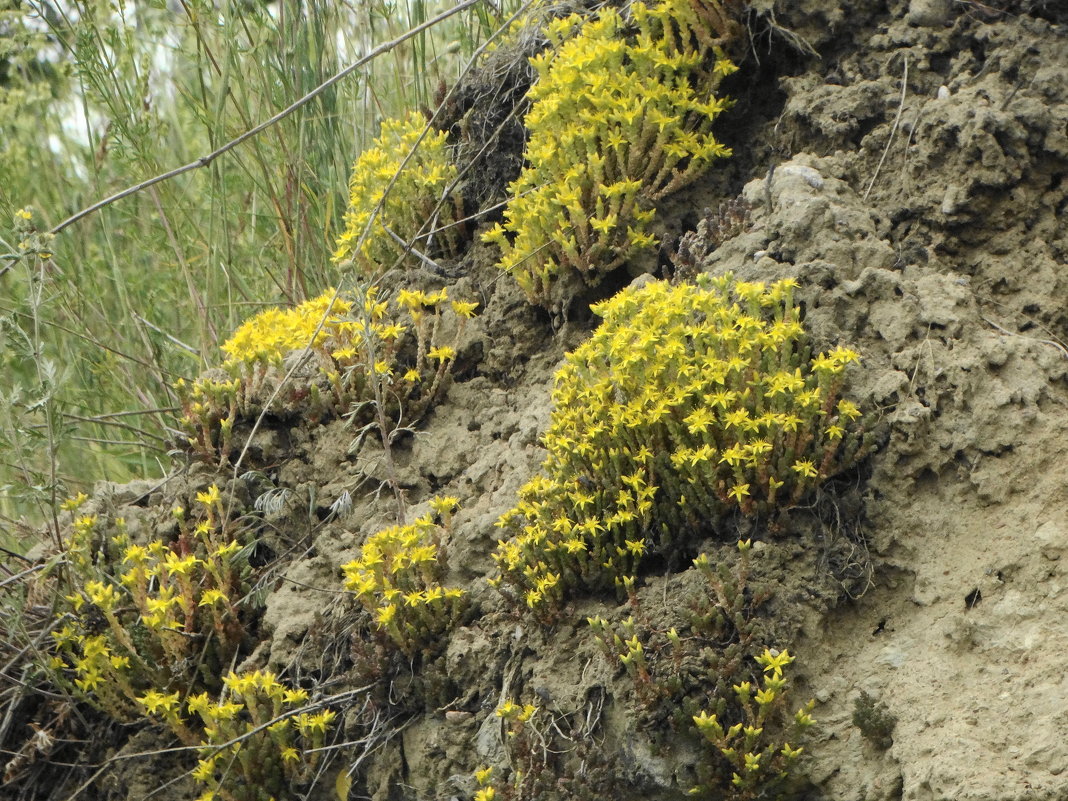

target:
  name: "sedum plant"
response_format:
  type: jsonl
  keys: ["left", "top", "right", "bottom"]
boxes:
{"left": 135, "top": 668, "right": 333, "bottom": 801}
{"left": 691, "top": 649, "right": 815, "bottom": 799}
{"left": 588, "top": 541, "right": 815, "bottom": 798}
{"left": 341, "top": 497, "right": 468, "bottom": 657}
{"left": 186, "top": 670, "right": 335, "bottom": 801}
{"left": 332, "top": 111, "right": 463, "bottom": 274}
{"left": 175, "top": 286, "right": 476, "bottom": 463}
{"left": 493, "top": 275, "right": 868, "bottom": 613}
{"left": 587, "top": 540, "right": 765, "bottom": 721}
{"left": 481, "top": 0, "right": 737, "bottom": 306}
{"left": 50, "top": 488, "right": 251, "bottom": 720}
{"left": 50, "top": 496, "right": 332, "bottom": 801}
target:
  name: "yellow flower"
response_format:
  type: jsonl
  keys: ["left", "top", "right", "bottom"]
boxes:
{"left": 284, "top": 688, "right": 310, "bottom": 705}
{"left": 198, "top": 589, "right": 229, "bottom": 607}
{"left": 84, "top": 580, "right": 118, "bottom": 611}
{"left": 211, "top": 540, "right": 240, "bottom": 561}
{"left": 187, "top": 692, "right": 212, "bottom": 717}
{"left": 138, "top": 690, "right": 181, "bottom": 716}
{"left": 427, "top": 345, "right": 456, "bottom": 362}
{"left": 428, "top": 496, "right": 460, "bottom": 516}
{"left": 756, "top": 648, "right": 794, "bottom": 676}
{"left": 726, "top": 482, "right": 751, "bottom": 501}
{"left": 192, "top": 758, "right": 217, "bottom": 782}
{"left": 754, "top": 688, "right": 776, "bottom": 706}
{"left": 196, "top": 484, "right": 222, "bottom": 508}
{"left": 451, "top": 300, "right": 479, "bottom": 318}
{"left": 378, "top": 323, "right": 405, "bottom": 341}
{"left": 110, "top": 654, "right": 131, "bottom": 671}
{"left": 376, "top": 604, "right": 397, "bottom": 626}
{"left": 297, "top": 710, "right": 336, "bottom": 735}
{"left": 837, "top": 399, "right": 862, "bottom": 420}
{"left": 60, "top": 492, "right": 88, "bottom": 511}
{"left": 163, "top": 553, "right": 201, "bottom": 576}
{"left": 496, "top": 700, "right": 520, "bottom": 719}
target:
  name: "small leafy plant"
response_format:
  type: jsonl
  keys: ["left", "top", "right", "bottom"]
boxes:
{"left": 472, "top": 697, "right": 625, "bottom": 801}
{"left": 332, "top": 111, "right": 463, "bottom": 274}
{"left": 341, "top": 497, "right": 468, "bottom": 657}
{"left": 590, "top": 541, "right": 814, "bottom": 799}
{"left": 588, "top": 541, "right": 764, "bottom": 720}
{"left": 691, "top": 649, "right": 815, "bottom": 799}
{"left": 852, "top": 690, "right": 896, "bottom": 749}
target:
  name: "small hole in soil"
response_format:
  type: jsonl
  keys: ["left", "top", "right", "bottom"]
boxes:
{"left": 249, "top": 541, "right": 275, "bottom": 568}
{"left": 964, "top": 588, "right": 982, "bottom": 609}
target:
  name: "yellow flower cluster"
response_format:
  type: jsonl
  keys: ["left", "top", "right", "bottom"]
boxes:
{"left": 496, "top": 698, "right": 538, "bottom": 727}
{"left": 473, "top": 765, "right": 497, "bottom": 801}
{"left": 482, "top": 0, "right": 736, "bottom": 306}
{"left": 342, "top": 497, "right": 467, "bottom": 656}
{"left": 51, "top": 487, "right": 248, "bottom": 719}
{"left": 51, "top": 490, "right": 329, "bottom": 801}
{"left": 691, "top": 649, "right": 815, "bottom": 797}
{"left": 333, "top": 111, "right": 462, "bottom": 274}
{"left": 185, "top": 670, "right": 334, "bottom": 801}
{"left": 220, "top": 290, "right": 352, "bottom": 366}
{"left": 493, "top": 275, "right": 867, "bottom": 612}
{"left": 175, "top": 286, "right": 475, "bottom": 464}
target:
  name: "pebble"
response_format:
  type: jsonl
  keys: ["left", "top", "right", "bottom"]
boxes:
{"left": 908, "top": 0, "right": 951, "bottom": 27}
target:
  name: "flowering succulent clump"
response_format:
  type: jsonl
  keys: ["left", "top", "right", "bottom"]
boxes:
{"left": 493, "top": 275, "right": 868, "bottom": 612}
{"left": 175, "top": 286, "right": 476, "bottom": 463}
{"left": 50, "top": 487, "right": 250, "bottom": 720}
{"left": 333, "top": 110, "right": 462, "bottom": 274}
{"left": 342, "top": 497, "right": 467, "bottom": 657}
{"left": 691, "top": 649, "right": 815, "bottom": 798}
{"left": 184, "top": 670, "right": 335, "bottom": 801}
{"left": 481, "top": 0, "right": 737, "bottom": 306}
{"left": 49, "top": 495, "right": 331, "bottom": 801}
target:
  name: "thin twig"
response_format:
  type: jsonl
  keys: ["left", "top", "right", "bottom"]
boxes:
{"left": 981, "top": 315, "right": 1068, "bottom": 359}
{"left": 864, "top": 56, "right": 908, "bottom": 201}
{"left": 49, "top": 0, "right": 481, "bottom": 236}
{"left": 130, "top": 313, "right": 199, "bottom": 357}
{"left": 382, "top": 224, "right": 444, "bottom": 274}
